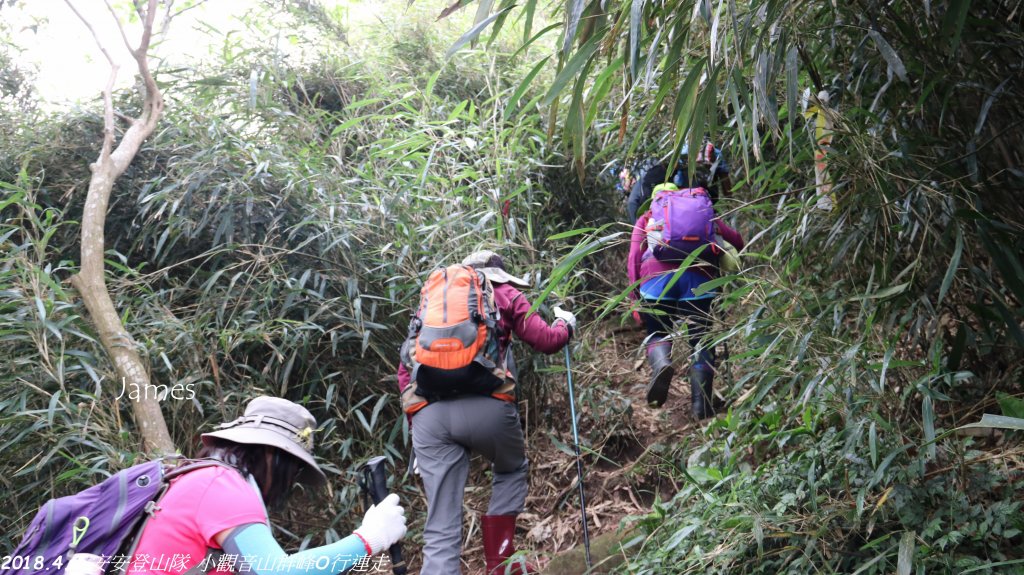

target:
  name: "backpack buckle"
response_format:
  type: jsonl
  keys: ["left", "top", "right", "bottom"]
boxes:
{"left": 144, "top": 500, "right": 161, "bottom": 514}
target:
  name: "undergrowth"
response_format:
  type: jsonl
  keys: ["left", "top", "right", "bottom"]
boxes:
{"left": 1, "top": 1, "right": 1022, "bottom": 574}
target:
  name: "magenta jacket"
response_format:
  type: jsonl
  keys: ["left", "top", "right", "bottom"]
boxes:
{"left": 628, "top": 211, "right": 745, "bottom": 294}
{"left": 397, "top": 282, "right": 570, "bottom": 413}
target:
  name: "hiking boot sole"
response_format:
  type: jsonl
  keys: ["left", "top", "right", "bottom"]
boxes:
{"left": 645, "top": 365, "right": 675, "bottom": 407}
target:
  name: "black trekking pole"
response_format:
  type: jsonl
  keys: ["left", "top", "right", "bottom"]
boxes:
{"left": 564, "top": 345, "right": 593, "bottom": 570}
{"left": 358, "top": 457, "right": 407, "bottom": 575}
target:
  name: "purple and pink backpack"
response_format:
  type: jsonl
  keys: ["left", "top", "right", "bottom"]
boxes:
{"left": 3, "top": 459, "right": 229, "bottom": 575}
{"left": 645, "top": 183, "right": 720, "bottom": 262}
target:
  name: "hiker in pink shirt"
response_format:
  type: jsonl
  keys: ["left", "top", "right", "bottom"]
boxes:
{"left": 127, "top": 396, "right": 407, "bottom": 575}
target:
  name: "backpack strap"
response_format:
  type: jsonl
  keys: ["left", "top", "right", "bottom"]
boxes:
{"left": 112, "top": 460, "right": 239, "bottom": 575}
{"left": 181, "top": 548, "right": 227, "bottom": 575}
{"left": 164, "top": 459, "right": 236, "bottom": 481}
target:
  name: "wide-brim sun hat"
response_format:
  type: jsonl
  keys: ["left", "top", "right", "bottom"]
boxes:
{"left": 201, "top": 396, "right": 326, "bottom": 487}
{"left": 462, "top": 250, "right": 530, "bottom": 288}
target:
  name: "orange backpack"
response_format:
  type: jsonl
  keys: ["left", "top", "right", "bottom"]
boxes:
{"left": 401, "top": 265, "right": 505, "bottom": 399}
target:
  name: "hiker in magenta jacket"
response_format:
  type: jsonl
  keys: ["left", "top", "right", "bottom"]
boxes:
{"left": 397, "top": 250, "right": 574, "bottom": 575}
{"left": 628, "top": 168, "right": 745, "bottom": 419}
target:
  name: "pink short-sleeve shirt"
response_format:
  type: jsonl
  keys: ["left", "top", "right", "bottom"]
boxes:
{"left": 126, "top": 466, "right": 267, "bottom": 575}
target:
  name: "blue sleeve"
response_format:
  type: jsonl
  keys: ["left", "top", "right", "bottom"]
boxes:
{"left": 713, "top": 146, "right": 729, "bottom": 173}
{"left": 221, "top": 523, "right": 370, "bottom": 574}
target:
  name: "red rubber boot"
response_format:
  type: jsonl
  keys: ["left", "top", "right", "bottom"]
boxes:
{"left": 482, "top": 514, "right": 538, "bottom": 574}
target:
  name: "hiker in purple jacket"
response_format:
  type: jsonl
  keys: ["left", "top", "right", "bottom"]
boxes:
{"left": 628, "top": 146, "right": 745, "bottom": 419}
{"left": 397, "top": 250, "right": 575, "bottom": 575}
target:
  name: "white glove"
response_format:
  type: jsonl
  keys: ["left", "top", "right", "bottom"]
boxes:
{"left": 412, "top": 457, "right": 420, "bottom": 476}
{"left": 553, "top": 306, "right": 577, "bottom": 334}
{"left": 353, "top": 493, "right": 407, "bottom": 555}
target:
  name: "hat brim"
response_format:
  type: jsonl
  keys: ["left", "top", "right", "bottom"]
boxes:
{"left": 477, "top": 267, "right": 530, "bottom": 288}
{"left": 201, "top": 428, "right": 326, "bottom": 487}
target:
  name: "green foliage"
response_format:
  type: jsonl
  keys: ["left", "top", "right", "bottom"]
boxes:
{"left": 486, "top": 0, "right": 1024, "bottom": 571}
{"left": 1, "top": 1, "right": 1022, "bottom": 572}
{"left": 0, "top": 2, "right": 604, "bottom": 552}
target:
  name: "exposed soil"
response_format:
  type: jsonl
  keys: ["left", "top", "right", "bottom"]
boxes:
{"left": 398, "top": 322, "right": 720, "bottom": 574}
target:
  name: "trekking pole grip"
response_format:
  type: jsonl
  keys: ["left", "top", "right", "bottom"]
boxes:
{"left": 359, "top": 457, "right": 407, "bottom": 575}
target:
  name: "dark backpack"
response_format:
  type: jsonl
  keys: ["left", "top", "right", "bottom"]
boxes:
{"left": 3, "top": 459, "right": 232, "bottom": 575}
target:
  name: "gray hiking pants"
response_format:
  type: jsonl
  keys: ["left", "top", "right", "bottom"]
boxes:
{"left": 412, "top": 395, "right": 529, "bottom": 574}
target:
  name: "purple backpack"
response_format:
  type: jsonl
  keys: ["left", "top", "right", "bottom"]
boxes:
{"left": 645, "top": 185, "right": 719, "bottom": 262}
{"left": 3, "top": 459, "right": 228, "bottom": 575}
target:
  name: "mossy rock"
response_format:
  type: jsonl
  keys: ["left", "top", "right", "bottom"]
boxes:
{"left": 542, "top": 527, "right": 636, "bottom": 575}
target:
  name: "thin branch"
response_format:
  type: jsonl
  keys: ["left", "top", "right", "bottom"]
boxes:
{"left": 64, "top": 0, "right": 120, "bottom": 162}
{"left": 161, "top": 0, "right": 211, "bottom": 42}
{"left": 134, "top": 0, "right": 162, "bottom": 130}
{"left": 100, "top": 63, "right": 119, "bottom": 161}
{"left": 114, "top": 110, "right": 135, "bottom": 125}
{"left": 62, "top": 0, "right": 117, "bottom": 67}
{"left": 138, "top": 0, "right": 158, "bottom": 55}
{"left": 171, "top": 0, "right": 209, "bottom": 20}
{"left": 102, "top": 0, "right": 135, "bottom": 54}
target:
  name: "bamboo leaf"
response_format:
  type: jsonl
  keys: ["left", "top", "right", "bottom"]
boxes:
{"left": 474, "top": 0, "right": 495, "bottom": 26}
{"left": 692, "top": 274, "right": 740, "bottom": 297}
{"left": 850, "top": 282, "right": 909, "bottom": 301}
{"left": 528, "top": 227, "right": 621, "bottom": 314}
{"left": 562, "top": 0, "right": 586, "bottom": 57}
{"left": 897, "top": 531, "right": 915, "bottom": 575}
{"left": 488, "top": 0, "right": 518, "bottom": 45}
{"left": 937, "top": 227, "right": 962, "bottom": 306}
{"left": 585, "top": 56, "right": 623, "bottom": 127}
{"left": 785, "top": 44, "right": 798, "bottom": 157}
{"left": 668, "top": 58, "right": 709, "bottom": 175}
{"left": 922, "top": 396, "right": 936, "bottom": 460}
{"left": 869, "top": 29, "right": 908, "bottom": 82}
{"left": 541, "top": 34, "right": 601, "bottom": 106}
{"left": 941, "top": 0, "right": 971, "bottom": 53}
{"left": 629, "top": 0, "right": 645, "bottom": 80}
{"left": 445, "top": 7, "right": 516, "bottom": 60}
{"left": 959, "top": 414, "right": 1024, "bottom": 431}
{"left": 548, "top": 227, "right": 597, "bottom": 241}
{"left": 437, "top": 0, "right": 474, "bottom": 20}
{"left": 505, "top": 55, "right": 551, "bottom": 119}
{"left": 330, "top": 114, "right": 375, "bottom": 136}
{"left": 511, "top": 22, "right": 562, "bottom": 60}
{"left": 522, "top": 0, "right": 537, "bottom": 44}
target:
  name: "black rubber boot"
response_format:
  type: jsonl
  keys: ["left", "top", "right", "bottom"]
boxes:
{"left": 645, "top": 337, "right": 675, "bottom": 407}
{"left": 689, "top": 365, "right": 716, "bottom": 419}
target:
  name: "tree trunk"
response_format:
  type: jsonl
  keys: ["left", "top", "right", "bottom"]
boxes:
{"left": 66, "top": 0, "right": 175, "bottom": 456}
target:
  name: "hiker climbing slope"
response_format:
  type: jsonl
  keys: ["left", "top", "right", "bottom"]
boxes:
{"left": 5, "top": 396, "right": 408, "bottom": 575}
{"left": 626, "top": 143, "right": 730, "bottom": 222}
{"left": 628, "top": 145, "right": 745, "bottom": 419}
{"left": 127, "top": 397, "right": 407, "bottom": 574}
{"left": 397, "top": 250, "right": 575, "bottom": 575}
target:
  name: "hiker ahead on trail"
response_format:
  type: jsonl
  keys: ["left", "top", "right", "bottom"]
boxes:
{"left": 397, "top": 250, "right": 576, "bottom": 575}
{"left": 128, "top": 397, "right": 407, "bottom": 574}
{"left": 628, "top": 144, "right": 745, "bottom": 419}
{"left": 625, "top": 143, "right": 730, "bottom": 222}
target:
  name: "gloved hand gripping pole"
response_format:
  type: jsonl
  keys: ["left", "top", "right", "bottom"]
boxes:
{"left": 359, "top": 457, "right": 407, "bottom": 575}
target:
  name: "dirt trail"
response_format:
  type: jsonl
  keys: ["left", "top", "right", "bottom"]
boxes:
{"left": 450, "top": 323, "right": 712, "bottom": 573}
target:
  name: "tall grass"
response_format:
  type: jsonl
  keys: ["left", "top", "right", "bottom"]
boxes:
{"left": 0, "top": 2, "right": 599, "bottom": 551}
